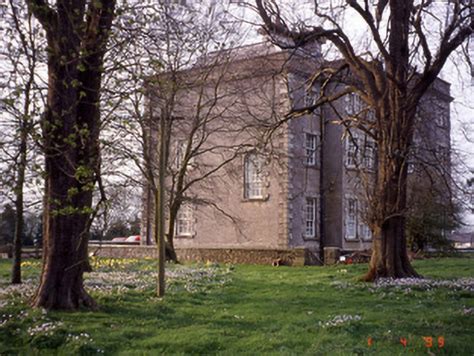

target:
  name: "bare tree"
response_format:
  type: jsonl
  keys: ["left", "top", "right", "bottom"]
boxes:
{"left": 255, "top": 0, "right": 473, "bottom": 280}
{"left": 0, "top": 0, "right": 45, "bottom": 284}
{"left": 98, "top": 2, "right": 285, "bottom": 295}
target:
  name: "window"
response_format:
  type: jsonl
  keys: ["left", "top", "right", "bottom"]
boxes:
{"left": 363, "top": 141, "right": 376, "bottom": 170}
{"left": 345, "top": 198, "right": 358, "bottom": 240}
{"left": 305, "top": 133, "right": 318, "bottom": 166}
{"left": 346, "top": 135, "right": 359, "bottom": 168}
{"left": 244, "top": 153, "right": 264, "bottom": 199}
{"left": 345, "top": 197, "right": 372, "bottom": 240}
{"left": 304, "top": 198, "right": 318, "bottom": 238}
{"left": 304, "top": 91, "right": 316, "bottom": 107}
{"left": 174, "top": 140, "right": 195, "bottom": 170}
{"left": 345, "top": 131, "right": 376, "bottom": 170}
{"left": 358, "top": 201, "right": 372, "bottom": 241}
{"left": 176, "top": 203, "right": 194, "bottom": 237}
{"left": 359, "top": 223, "right": 372, "bottom": 240}
{"left": 344, "top": 93, "right": 363, "bottom": 116}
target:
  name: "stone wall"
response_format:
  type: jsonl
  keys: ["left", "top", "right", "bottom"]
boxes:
{"left": 89, "top": 244, "right": 310, "bottom": 266}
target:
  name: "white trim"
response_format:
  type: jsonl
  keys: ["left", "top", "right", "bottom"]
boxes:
{"left": 344, "top": 196, "right": 358, "bottom": 240}
{"left": 304, "top": 132, "right": 318, "bottom": 167}
{"left": 243, "top": 152, "right": 265, "bottom": 200}
{"left": 175, "top": 203, "right": 195, "bottom": 237}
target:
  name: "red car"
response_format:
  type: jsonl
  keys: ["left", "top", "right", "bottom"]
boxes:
{"left": 111, "top": 237, "right": 127, "bottom": 243}
{"left": 125, "top": 235, "right": 141, "bottom": 243}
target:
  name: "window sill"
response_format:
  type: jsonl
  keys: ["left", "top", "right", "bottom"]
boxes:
{"left": 344, "top": 237, "right": 359, "bottom": 242}
{"left": 345, "top": 165, "right": 376, "bottom": 173}
{"left": 303, "top": 235, "right": 318, "bottom": 241}
{"left": 175, "top": 234, "right": 195, "bottom": 239}
{"left": 303, "top": 164, "right": 319, "bottom": 169}
{"left": 242, "top": 195, "right": 269, "bottom": 202}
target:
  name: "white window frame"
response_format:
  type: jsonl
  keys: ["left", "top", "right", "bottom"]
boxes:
{"left": 304, "top": 90, "right": 316, "bottom": 107}
{"left": 345, "top": 197, "right": 358, "bottom": 240}
{"left": 345, "top": 134, "right": 359, "bottom": 168}
{"left": 358, "top": 201, "right": 372, "bottom": 241}
{"left": 344, "top": 93, "right": 363, "bottom": 116}
{"left": 304, "top": 197, "right": 318, "bottom": 239}
{"left": 345, "top": 131, "right": 376, "bottom": 170}
{"left": 304, "top": 133, "right": 318, "bottom": 166}
{"left": 363, "top": 141, "right": 376, "bottom": 170}
{"left": 244, "top": 153, "right": 265, "bottom": 200}
{"left": 175, "top": 203, "right": 195, "bottom": 237}
{"left": 175, "top": 140, "right": 195, "bottom": 170}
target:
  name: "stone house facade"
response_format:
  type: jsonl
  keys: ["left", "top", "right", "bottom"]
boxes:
{"left": 141, "top": 41, "right": 452, "bottom": 264}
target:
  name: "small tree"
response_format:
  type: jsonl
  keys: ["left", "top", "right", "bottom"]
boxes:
{"left": 102, "top": 1, "right": 257, "bottom": 295}
{"left": 406, "top": 188, "right": 460, "bottom": 252}
{"left": 0, "top": 0, "right": 45, "bottom": 284}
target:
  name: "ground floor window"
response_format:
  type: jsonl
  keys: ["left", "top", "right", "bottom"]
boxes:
{"left": 345, "top": 197, "right": 372, "bottom": 241}
{"left": 244, "top": 152, "right": 264, "bottom": 199}
{"left": 345, "top": 198, "right": 358, "bottom": 240}
{"left": 304, "top": 197, "right": 318, "bottom": 238}
{"left": 176, "top": 203, "right": 194, "bottom": 237}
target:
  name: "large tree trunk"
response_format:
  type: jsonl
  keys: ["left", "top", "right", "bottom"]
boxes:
{"left": 364, "top": 217, "right": 420, "bottom": 281}
{"left": 28, "top": 0, "right": 115, "bottom": 310}
{"left": 363, "top": 1, "right": 421, "bottom": 281}
{"left": 364, "top": 106, "right": 420, "bottom": 281}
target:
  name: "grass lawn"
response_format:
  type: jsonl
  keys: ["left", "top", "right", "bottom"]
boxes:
{"left": 0, "top": 256, "right": 473, "bottom": 355}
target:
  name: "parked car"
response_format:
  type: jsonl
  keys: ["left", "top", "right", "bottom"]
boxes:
{"left": 111, "top": 237, "right": 127, "bottom": 243}
{"left": 125, "top": 235, "right": 141, "bottom": 243}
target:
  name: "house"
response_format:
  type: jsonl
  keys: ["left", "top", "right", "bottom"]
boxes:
{"left": 141, "top": 41, "right": 452, "bottom": 265}
{"left": 449, "top": 232, "right": 474, "bottom": 249}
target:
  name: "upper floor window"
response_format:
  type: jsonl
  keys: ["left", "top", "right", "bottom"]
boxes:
{"left": 244, "top": 153, "right": 264, "bottom": 199}
{"left": 304, "top": 197, "right": 318, "bottom": 239}
{"left": 363, "top": 141, "right": 376, "bottom": 170}
{"left": 176, "top": 203, "right": 194, "bottom": 237}
{"left": 346, "top": 135, "right": 358, "bottom": 168}
{"left": 174, "top": 140, "right": 195, "bottom": 170}
{"left": 305, "top": 133, "right": 318, "bottom": 166}
{"left": 345, "top": 131, "right": 376, "bottom": 170}
{"left": 344, "top": 93, "right": 364, "bottom": 116}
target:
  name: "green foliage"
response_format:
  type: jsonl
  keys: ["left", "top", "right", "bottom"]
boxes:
{"left": 0, "top": 257, "right": 473, "bottom": 354}
{"left": 0, "top": 205, "right": 15, "bottom": 245}
{"left": 407, "top": 188, "right": 460, "bottom": 252}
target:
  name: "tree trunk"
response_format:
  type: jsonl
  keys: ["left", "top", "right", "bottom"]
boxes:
{"left": 364, "top": 105, "right": 420, "bottom": 281}
{"left": 364, "top": 216, "right": 420, "bottom": 281}
{"left": 11, "top": 133, "right": 26, "bottom": 284}
{"left": 28, "top": 0, "right": 115, "bottom": 310}
{"left": 166, "top": 219, "right": 179, "bottom": 263}
{"left": 156, "top": 112, "right": 167, "bottom": 297}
